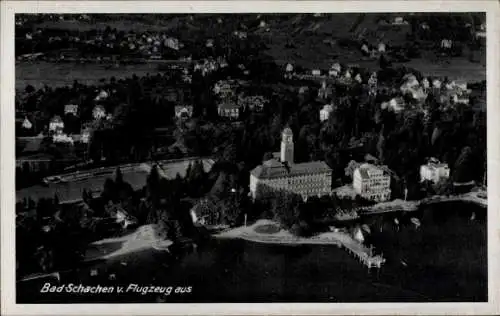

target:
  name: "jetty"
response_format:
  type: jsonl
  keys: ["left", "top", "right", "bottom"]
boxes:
{"left": 216, "top": 219, "right": 386, "bottom": 270}
{"left": 330, "top": 231, "right": 386, "bottom": 269}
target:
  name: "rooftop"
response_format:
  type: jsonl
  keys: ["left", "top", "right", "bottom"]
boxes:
{"left": 250, "top": 159, "right": 331, "bottom": 179}
{"left": 282, "top": 127, "right": 293, "bottom": 136}
{"left": 218, "top": 102, "right": 240, "bottom": 110}
{"left": 356, "top": 163, "right": 390, "bottom": 180}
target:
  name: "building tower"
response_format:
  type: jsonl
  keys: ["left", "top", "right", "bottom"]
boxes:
{"left": 280, "top": 127, "right": 294, "bottom": 164}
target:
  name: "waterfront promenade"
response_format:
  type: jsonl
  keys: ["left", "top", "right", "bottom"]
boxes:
{"left": 357, "top": 191, "right": 487, "bottom": 216}
{"left": 215, "top": 219, "right": 385, "bottom": 269}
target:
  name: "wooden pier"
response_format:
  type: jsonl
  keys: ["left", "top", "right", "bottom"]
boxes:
{"left": 333, "top": 232, "right": 386, "bottom": 269}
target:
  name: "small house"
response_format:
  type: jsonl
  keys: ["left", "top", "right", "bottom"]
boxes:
{"left": 92, "top": 105, "right": 106, "bottom": 120}
{"left": 64, "top": 104, "right": 79, "bottom": 116}
{"left": 420, "top": 158, "right": 450, "bottom": 184}
{"left": 22, "top": 117, "right": 32, "bottom": 129}
{"left": 440, "top": 39, "right": 453, "bottom": 49}
{"left": 361, "top": 44, "right": 370, "bottom": 54}
{"left": 81, "top": 127, "right": 92, "bottom": 144}
{"left": 320, "top": 104, "right": 334, "bottom": 122}
{"left": 392, "top": 16, "right": 408, "bottom": 25}
{"left": 311, "top": 69, "right": 321, "bottom": 76}
{"left": 175, "top": 105, "right": 194, "bottom": 120}
{"left": 381, "top": 97, "right": 405, "bottom": 113}
{"left": 354, "top": 73, "right": 362, "bottom": 83}
{"left": 432, "top": 79, "right": 442, "bottom": 89}
{"left": 421, "top": 78, "right": 430, "bottom": 90}
{"left": 331, "top": 63, "right": 342, "bottom": 73}
{"left": 94, "top": 90, "right": 109, "bottom": 102}
{"left": 452, "top": 94, "right": 470, "bottom": 105}
{"left": 217, "top": 102, "right": 241, "bottom": 120}
{"left": 49, "top": 116, "right": 64, "bottom": 132}
{"left": 52, "top": 131, "right": 74, "bottom": 145}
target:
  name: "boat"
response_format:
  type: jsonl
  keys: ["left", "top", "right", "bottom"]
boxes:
{"left": 354, "top": 227, "right": 365, "bottom": 243}
{"left": 361, "top": 224, "right": 371, "bottom": 234}
{"left": 43, "top": 176, "right": 64, "bottom": 184}
{"left": 410, "top": 217, "right": 421, "bottom": 228}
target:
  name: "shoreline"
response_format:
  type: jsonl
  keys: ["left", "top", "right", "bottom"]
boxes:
{"left": 213, "top": 193, "right": 487, "bottom": 245}
{"left": 214, "top": 219, "right": 386, "bottom": 268}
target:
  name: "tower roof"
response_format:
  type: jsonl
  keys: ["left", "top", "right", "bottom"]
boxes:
{"left": 282, "top": 127, "right": 293, "bottom": 136}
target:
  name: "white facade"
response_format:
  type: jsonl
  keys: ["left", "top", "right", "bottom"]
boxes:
{"left": 311, "top": 69, "right": 321, "bottom": 76}
{"left": 22, "top": 117, "right": 32, "bottom": 129}
{"left": 441, "top": 39, "right": 453, "bottom": 49}
{"left": 320, "top": 104, "right": 334, "bottom": 122}
{"left": 218, "top": 104, "right": 240, "bottom": 120}
{"left": 81, "top": 129, "right": 91, "bottom": 144}
{"left": 93, "top": 105, "right": 106, "bottom": 120}
{"left": 432, "top": 79, "right": 442, "bottom": 89}
{"left": 328, "top": 69, "right": 339, "bottom": 77}
{"left": 249, "top": 171, "right": 332, "bottom": 201}
{"left": 381, "top": 98, "right": 405, "bottom": 113}
{"left": 175, "top": 105, "right": 194, "bottom": 119}
{"left": 331, "top": 63, "right": 342, "bottom": 73}
{"left": 64, "top": 104, "right": 79, "bottom": 116}
{"left": 249, "top": 128, "right": 332, "bottom": 201}
{"left": 453, "top": 94, "right": 470, "bottom": 105}
{"left": 393, "top": 17, "right": 408, "bottom": 25}
{"left": 52, "top": 131, "right": 74, "bottom": 145}
{"left": 353, "top": 163, "right": 391, "bottom": 202}
{"left": 420, "top": 159, "right": 450, "bottom": 184}
{"left": 378, "top": 42, "right": 386, "bottom": 53}
{"left": 49, "top": 116, "right": 64, "bottom": 132}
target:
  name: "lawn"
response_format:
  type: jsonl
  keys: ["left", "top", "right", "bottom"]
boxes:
{"left": 254, "top": 223, "right": 280, "bottom": 234}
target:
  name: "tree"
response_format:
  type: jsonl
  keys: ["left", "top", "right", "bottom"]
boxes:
{"left": 101, "top": 178, "right": 116, "bottom": 201}
{"left": 146, "top": 165, "right": 161, "bottom": 204}
{"left": 186, "top": 160, "right": 207, "bottom": 197}
{"left": 53, "top": 194, "right": 59, "bottom": 206}
{"left": 376, "top": 128, "right": 386, "bottom": 162}
{"left": 453, "top": 146, "right": 473, "bottom": 183}
{"left": 114, "top": 167, "right": 123, "bottom": 184}
{"left": 262, "top": 152, "right": 274, "bottom": 162}
{"left": 270, "top": 189, "right": 302, "bottom": 229}
{"left": 344, "top": 160, "right": 361, "bottom": 179}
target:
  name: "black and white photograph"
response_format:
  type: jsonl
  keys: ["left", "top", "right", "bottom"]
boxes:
{"left": 1, "top": 1, "right": 499, "bottom": 315}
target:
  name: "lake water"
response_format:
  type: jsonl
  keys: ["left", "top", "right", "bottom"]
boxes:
{"left": 17, "top": 201, "right": 487, "bottom": 303}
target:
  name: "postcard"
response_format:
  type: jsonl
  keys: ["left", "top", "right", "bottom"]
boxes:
{"left": 1, "top": 1, "right": 499, "bottom": 315}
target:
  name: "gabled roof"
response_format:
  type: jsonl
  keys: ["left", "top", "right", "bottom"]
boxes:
{"left": 282, "top": 127, "right": 293, "bottom": 136}
{"left": 93, "top": 104, "right": 105, "bottom": 111}
{"left": 51, "top": 115, "right": 63, "bottom": 123}
{"left": 218, "top": 102, "right": 240, "bottom": 110}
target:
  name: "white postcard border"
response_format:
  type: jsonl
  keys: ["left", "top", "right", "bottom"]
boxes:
{"left": 1, "top": 1, "right": 499, "bottom": 315}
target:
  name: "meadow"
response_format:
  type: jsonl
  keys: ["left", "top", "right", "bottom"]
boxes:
{"left": 16, "top": 62, "right": 161, "bottom": 90}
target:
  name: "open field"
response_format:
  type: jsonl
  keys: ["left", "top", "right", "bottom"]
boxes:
{"left": 16, "top": 61, "right": 161, "bottom": 90}
{"left": 33, "top": 18, "right": 183, "bottom": 33}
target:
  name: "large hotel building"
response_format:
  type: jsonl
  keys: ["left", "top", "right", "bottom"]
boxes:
{"left": 249, "top": 128, "right": 332, "bottom": 200}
